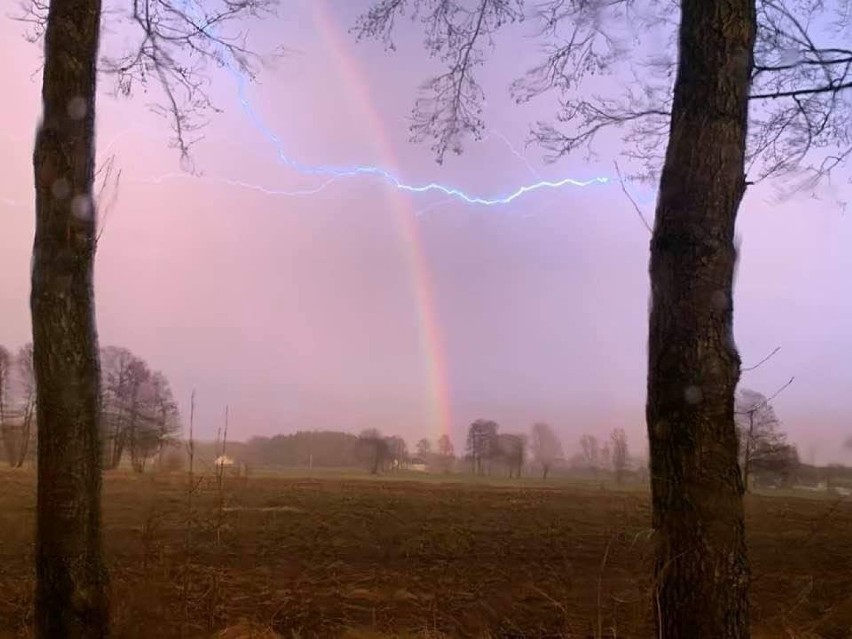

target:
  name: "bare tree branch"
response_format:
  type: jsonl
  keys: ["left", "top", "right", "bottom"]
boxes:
{"left": 742, "top": 346, "right": 782, "bottom": 373}
{"left": 614, "top": 160, "right": 652, "bottom": 233}
{"left": 94, "top": 154, "right": 123, "bottom": 248}
{"left": 735, "top": 376, "right": 796, "bottom": 420}
{"left": 353, "top": 0, "right": 524, "bottom": 164}
{"left": 16, "top": 0, "right": 277, "bottom": 160}
{"left": 358, "top": 0, "right": 852, "bottom": 189}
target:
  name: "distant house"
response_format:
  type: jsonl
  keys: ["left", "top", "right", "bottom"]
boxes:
{"left": 409, "top": 459, "right": 428, "bottom": 472}
{"left": 214, "top": 455, "right": 235, "bottom": 468}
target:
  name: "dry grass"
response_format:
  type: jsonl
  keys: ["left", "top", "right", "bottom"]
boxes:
{"left": 0, "top": 469, "right": 851, "bottom": 638}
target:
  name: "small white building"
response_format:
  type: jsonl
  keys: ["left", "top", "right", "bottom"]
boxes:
{"left": 214, "top": 455, "right": 235, "bottom": 468}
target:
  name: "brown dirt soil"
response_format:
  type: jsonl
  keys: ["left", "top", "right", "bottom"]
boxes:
{"left": 0, "top": 470, "right": 850, "bottom": 638}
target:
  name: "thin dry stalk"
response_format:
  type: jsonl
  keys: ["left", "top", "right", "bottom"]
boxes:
{"left": 182, "top": 389, "right": 198, "bottom": 631}
{"left": 597, "top": 534, "right": 616, "bottom": 639}
{"left": 215, "top": 405, "right": 229, "bottom": 546}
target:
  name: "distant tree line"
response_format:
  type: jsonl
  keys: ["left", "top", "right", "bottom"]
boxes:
{"left": 125, "top": 382, "right": 829, "bottom": 493}
{"left": 0, "top": 343, "right": 180, "bottom": 471}
{"left": 465, "top": 419, "right": 526, "bottom": 478}
{"left": 569, "top": 429, "right": 632, "bottom": 483}
{"left": 244, "top": 431, "right": 361, "bottom": 468}
{"left": 224, "top": 420, "right": 636, "bottom": 481}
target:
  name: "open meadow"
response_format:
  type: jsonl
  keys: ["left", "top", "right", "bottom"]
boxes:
{"left": 1, "top": 469, "right": 851, "bottom": 638}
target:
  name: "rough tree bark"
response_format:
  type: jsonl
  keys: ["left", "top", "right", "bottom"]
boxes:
{"left": 647, "top": 1, "right": 756, "bottom": 637}
{"left": 32, "top": 0, "right": 108, "bottom": 635}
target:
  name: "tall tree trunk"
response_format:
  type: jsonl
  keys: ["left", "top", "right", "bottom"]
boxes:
{"left": 647, "top": 1, "right": 756, "bottom": 637}
{"left": 32, "top": 0, "right": 107, "bottom": 635}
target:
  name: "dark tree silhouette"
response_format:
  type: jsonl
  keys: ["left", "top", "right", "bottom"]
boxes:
{"left": 31, "top": 1, "right": 108, "bottom": 633}
{"left": 358, "top": 429, "right": 391, "bottom": 475}
{"left": 578, "top": 434, "right": 600, "bottom": 472}
{"left": 735, "top": 387, "right": 794, "bottom": 490}
{"left": 437, "top": 433, "right": 454, "bottom": 457}
{"left": 25, "top": 0, "right": 274, "bottom": 633}
{"left": 609, "top": 428, "right": 629, "bottom": 485}
{"left": 416, "top": 437, "right": 432, "bottom": 458}
{"left": 436, "top": 433, "right": 455, "bottom": 472}
{"left": 530, "top": 422, "right": 563, "bottom": 479}
{"left": 384, "top": 435, "right": 409, "bottom": 470}
{"left": 642, "top": 3, "right": 755, "bottom": 631}
{"left": 495, "top": 432, "right": 525, "bottom": 478}
{"left": 245, "top": 431, "right": 361, "bottom": 468}
{"left": 466, "top": 419, "right": 498, "bottom": 475}
{"left": 99, "top": 347, "right": 180, "bottom": 471}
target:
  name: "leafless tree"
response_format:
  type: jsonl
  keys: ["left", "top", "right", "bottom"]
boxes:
{"left": 355, "top": 1, "right": 852, "bottom": 633}
{"left": 578, "top": 433, "right": 600, "bottom": 471}
{"left": 30, "top": 0, "right": 107, "bottom": 624}
{"left": 599, "top": 440, "right": 611, "bottom": 473}
{"left": 436, "top": 433, "right": 455, "bottom": 472}
{"left": 415, "top": 437, "right": 432, "bottom": 458}
{"left": 101, "top": 346, "right": 147, "bottom": 469}
{"left": 494, "top": 432, "right": 526, "bottom": 478}
{"left": 0, "top": 345, "right": 38, "bottom": 469}
{"left": 466, "top": 418, "right": 499, "bottom": 475}
{"left": 358, "top": 428, "right": 391, "bottom": 475}
{"left": 356, "top": 0, "right": 852, "bottom": 182}
{"left": 384, "top": 435, "right": 409, "bottom": 470}
{"left": 22, "top": 0, "right": 278, "bottom": 630}
{"left": 131, "top": 369, "right": 180, "bottom": 472}
{"left": 530, "top": 422, "right": 563, "bottom": 479}
{"left": 149, "top": 371, "right": 181, "bottom": 465}
{"left": 609, "top": 428, "right": 629, "bottom": 484}
{"left": 98, "top": 347, "right": 180, "bottom": 472}
{"left": 21, "top": 0, "right": 276, "bottom": 158}
{"left": 736, "top": 388, "right": 792, "bottom": 490}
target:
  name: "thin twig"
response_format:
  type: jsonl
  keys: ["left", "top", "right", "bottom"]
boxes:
{"left": 182, "top": 388, "right": 196, "bottom": 630}
{"left": 766, "top": 376, "right": 796, "bottom": 404}
{"left": 742, "top": 346, "right": 782, "bottom": 372}
{"left": 597, "top": 533, "right": 616, "bottom": 639}
{"left": 614, "top": 161, "right": 653, "bottom": 234}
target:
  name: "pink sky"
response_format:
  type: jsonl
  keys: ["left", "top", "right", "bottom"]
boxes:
{"left": 1, "top": 2, "right": 851, "bottom": 462}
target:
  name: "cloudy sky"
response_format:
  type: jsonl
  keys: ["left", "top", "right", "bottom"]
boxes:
{"left": 1, "top": 1, "right": 850, "bottom": 462}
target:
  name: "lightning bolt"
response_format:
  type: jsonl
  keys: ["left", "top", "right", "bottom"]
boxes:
{"left": 163, "top": 1, "right": 610, "bottom": 207}
{"left": 1, "top": 5, "right": 611, "bottom": 209}
{"left": 226, "top": 66, "right": 608, "bottom": 204}
{"left": 485, "top": 130, "right": 543, "bottom": 180}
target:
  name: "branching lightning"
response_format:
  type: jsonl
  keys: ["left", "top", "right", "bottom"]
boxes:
{"left": 224, "top": 66, "right": 608, "bottom": 205}
{"left": 165, "top": 1, "right": 611, "bottom": 208}
{"left": 0, "top": 5, "right": 612, "bottom": 214}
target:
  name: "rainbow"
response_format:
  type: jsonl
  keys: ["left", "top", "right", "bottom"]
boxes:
{"left": 311, "top": 1, "right": 454, "bottom": 442}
